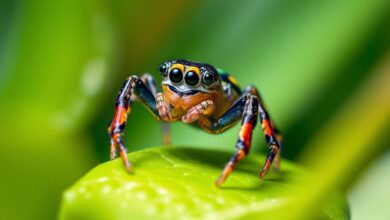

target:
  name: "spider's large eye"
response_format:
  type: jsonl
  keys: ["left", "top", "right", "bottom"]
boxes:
{"left": 202, "top": 72, "right": 216, "bottom": 86}
{"left": 185, "top": 71, "right": 199, "bottom": 86}
{"left": 169, "top": 68, "right": 183, "bottom": 83}
{"left": 159, "top": 63, "right": 168, "bottom": 77}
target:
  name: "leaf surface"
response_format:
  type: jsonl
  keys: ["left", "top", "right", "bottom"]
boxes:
{"left": 59, "top": 147, "right": 348, "bottom": 220}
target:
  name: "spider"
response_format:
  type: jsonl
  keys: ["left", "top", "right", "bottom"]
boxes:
{"left": 108, "top": 59, "right": 282, "bottom": 186}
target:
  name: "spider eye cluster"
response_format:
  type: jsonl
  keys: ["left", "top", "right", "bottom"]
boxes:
{"left": 160, "top": 62, "right": 218, "bottom": 87}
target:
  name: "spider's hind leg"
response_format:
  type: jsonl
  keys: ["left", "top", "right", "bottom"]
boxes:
{"left": 245, "top": 86, "right": 283, "bottom": 171}
{"left": 244, "top": 85, "right": 283, "bottom": 178}
{"left": 271, "top": 126, "right": 283, "bottom": 171}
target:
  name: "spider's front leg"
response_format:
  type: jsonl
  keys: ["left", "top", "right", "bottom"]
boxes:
{"left": 136, "top": 74, "right": 171, "bottom": 145}
{"left": 214, "top": 94, "right": 259, "bottom": 186}
{"left": 204, "top": 87, "right": 282, "bottom": 186}
{"left": 108, "top": 75, "right": 159, "bottom": 173}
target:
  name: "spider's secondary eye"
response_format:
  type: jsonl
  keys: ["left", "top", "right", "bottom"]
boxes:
{"left": 185, "top": 71, "right": 200, "bottom": 86}
{"left": 159, "top": 63, "right": 167, "bottom": 76}
{"left": 203, "top": 72, "right": 215, "bottom": 86}
{"left": 169, "top": 68, "right": 183, "bottom": 83}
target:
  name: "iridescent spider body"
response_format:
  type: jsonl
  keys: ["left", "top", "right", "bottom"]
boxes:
{"left": 108, "top": 59, "right": 282, "bottom": 186}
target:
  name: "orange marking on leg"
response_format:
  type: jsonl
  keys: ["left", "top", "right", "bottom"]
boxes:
{"left": 239, "top": 123, "right": 253, "bottom": 148}
{"left": 237, "top": 149, "right": 246, "bottom": 160}
{"left": 110, "top": 106, "right": 128, "bottom": 131}
{"left": 262, "top": 119, "right": 273, "bottom": 136}
{"left": 119, "top": 107, "right": 128, "bottom": 124}
{"left": 215, "top": 149, "right": 247, "bottom": 187}
{"left": 215, "top": 163, "right": 234, "bottom": 187}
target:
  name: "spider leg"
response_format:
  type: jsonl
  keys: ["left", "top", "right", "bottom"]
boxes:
{"left": 214, "top": 94, "right": 259, "bottom": 187}
{"left": 108, "top": 75, "right": 159, "bottom": 173}
{"left": 109, "top": 139, "right": 117, "bottom": 160}
{"left": 271, "top": 125, "right": 283, "bottom": 171}
{"left": 137, "top": 74, "right": 171, "bottom": 146}
{"left": 244, "top": 85, "right": 283, "bottom": 172}
{"left": 200, "top": 93, "right": 248, "bottom": 134}
{"left": 245, "top": 86, "right": 282, "bottom": 179}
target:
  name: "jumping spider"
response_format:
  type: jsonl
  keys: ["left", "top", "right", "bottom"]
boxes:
{"left": 108, "top": 59, "right": 282, "bottom": 186}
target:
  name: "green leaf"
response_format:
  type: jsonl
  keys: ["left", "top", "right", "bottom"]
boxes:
{"left": 59, "top": 147, "right": 348, "bottom": 220}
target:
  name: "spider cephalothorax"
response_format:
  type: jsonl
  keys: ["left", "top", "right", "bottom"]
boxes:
{"left": 108, "top": 59, "right": 282, "bottom": 186}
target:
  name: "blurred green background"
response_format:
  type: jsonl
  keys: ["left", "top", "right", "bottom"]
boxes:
{"left": 1, "top": 0, "right": 389, "bottom": 219}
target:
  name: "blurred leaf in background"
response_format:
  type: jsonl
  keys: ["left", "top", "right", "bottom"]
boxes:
{"left": 0, "top": 0, "right": 115, "bottom": 219}
{"left": 0, "top": 0, "right": 389, "bottom": 219}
